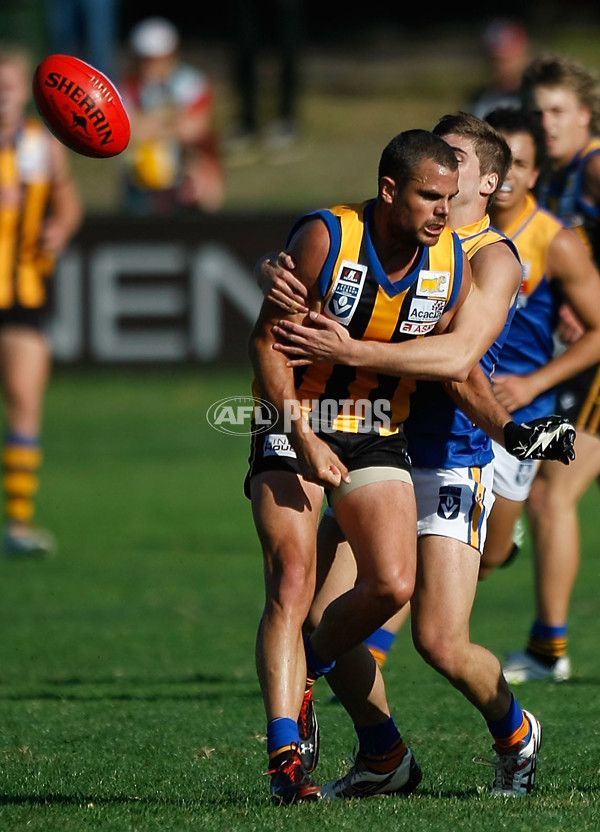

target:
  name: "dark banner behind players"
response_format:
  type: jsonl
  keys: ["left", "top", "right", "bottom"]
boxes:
{"left": 47, "top": 213, "right": 297, "bottom": 365}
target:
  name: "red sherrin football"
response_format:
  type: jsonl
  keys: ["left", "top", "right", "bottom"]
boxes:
{"left": 32, "top": 54, "right": 130, "bottom": 158}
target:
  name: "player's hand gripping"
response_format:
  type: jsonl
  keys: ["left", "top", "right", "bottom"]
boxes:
{"left": 504, "top": 415, "right": 576, "bottom": 464}
{"left": 292, "top": 430, "right": 351, "bottom": 489}
{"left": 258, "top": 251, "right": 309, "bottom": 314}
{"left": 273, "top": 312, "right": 352, "bottom": 366}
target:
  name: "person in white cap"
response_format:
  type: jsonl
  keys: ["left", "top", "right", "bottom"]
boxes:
{"left": 120, "top": 16, "right": 224, "bottom": 215}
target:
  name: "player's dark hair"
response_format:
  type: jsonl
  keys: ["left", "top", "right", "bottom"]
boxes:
{"left": 433, "top": 111, "right": 512, "bottom": 200}
{"left": 378, "top": 129, "right": 458, "bottom": 187}
{"left": 485, "top": 107, "right": 547, "bottom": 170}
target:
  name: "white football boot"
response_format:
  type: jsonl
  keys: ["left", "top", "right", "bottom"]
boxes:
{"left": 322, "top": 746, "right": 422, "bottom": 799}
{"left": 491, "top": 709, "right": 542, "bottom": 796}
{"left": 503, "top": 649, "right": 571, "bottom": 683}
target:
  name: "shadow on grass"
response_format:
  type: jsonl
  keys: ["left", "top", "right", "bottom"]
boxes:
{"left": 0, "top": 688, "right": 261, "bottom": 703}
{"left": 0, "top": 671, "right": 262, "bottom": 702}
{"left": 41, "top": 672, "right": 252, "bottom": 685}
{"left": 0, "top": 792, "right": 202, "bottom": 807}
{"left": 0, "top": 788, "right": 475, "bottom": 807}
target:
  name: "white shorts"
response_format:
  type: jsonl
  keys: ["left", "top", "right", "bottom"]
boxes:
{"left": 412, "top": 463, "right": 495, "bottom": 553}
{"left": 491, "top": 440, "right": 540, "bottom": 502}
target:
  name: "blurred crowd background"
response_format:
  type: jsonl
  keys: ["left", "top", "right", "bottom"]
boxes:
{"left": 2, "top": 0, "right": 600, "bottom": 215}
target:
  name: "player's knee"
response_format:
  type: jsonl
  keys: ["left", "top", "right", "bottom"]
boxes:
{"left": 413, "top": 627, "right": 461, "bottom": 676}
{"left": 363, "top": 572, "right": 413, "bottom": 617}
{"left": 479, "top": 543, "right": 519, "bottom": 580}
{"left": 265, "top": 548, "right": 315, "bottom": 608}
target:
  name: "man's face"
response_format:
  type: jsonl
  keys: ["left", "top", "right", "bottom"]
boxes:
{"left": 0, "top": 60, "right": 29, "bottom": 129}
{"left": 493, "top": 130, "right": 539, "bottom": 213}
{"left": 388, "top": 157, "right": 459, "bottom": 247}
{"left": 532, "top": 84, "right": 591, "bottom": 165}
{"left": 438, "top": 133, "right": 489, "bottom": 214}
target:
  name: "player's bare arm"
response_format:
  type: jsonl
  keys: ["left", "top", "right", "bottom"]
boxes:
{"left": 276, "top": 245, "right": 513, "bottom": 382}
{"left": 444, "top": 363, "right": 512, "bottom": 445}
{"left": 493, "top": 228, "right": 600, "bottom": 412}
{"left": 249, "top": 220, "right": 349, "bottom": 488}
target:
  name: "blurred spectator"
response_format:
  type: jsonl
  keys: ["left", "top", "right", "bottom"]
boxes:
{"left": 226, "top": 0, "right": 303, "bottom": 156}
{"left": 467, "top": 18, "right": 530, "bottom": 119}
{"left": 120, "top": 16, "right": 225, "bottom": 215}
{"left": 45, "top": 0, "right": 120, "bottom": 80}
{"left": 0, "top": 44, "right": 82, "bottom": 557}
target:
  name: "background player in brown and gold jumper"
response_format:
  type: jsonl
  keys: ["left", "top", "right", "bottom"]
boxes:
{"left": 0, "top": 44, "right": 82, "bottom": 556}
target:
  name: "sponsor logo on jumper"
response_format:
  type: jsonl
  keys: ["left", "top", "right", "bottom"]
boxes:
{"left": 517, "top": 261, "right": 531, "bottom": 308}
{"left": 43, "top": 72, "right": 116, "bottom": 147}
{"left": 407, "top": 298, "right": 445, "bottom": 322}
{"left": 417, "top": 270, "right": 450, "bottom": 298}
{"left": 324, "top": 260, "right": 368, "bottom": 324}
{"left": 263, "top": 433, "right": 296, "bottom": 458}
{"left": 399, "top": 321, "right": 435, "bottom": 334}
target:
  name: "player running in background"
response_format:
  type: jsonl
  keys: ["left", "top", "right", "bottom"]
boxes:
{"left": 0, "top": 45, "right": 82, "bottom": 556}
{"left": 480, "top": 106, "right": 600, "bottom": 597}
{"left": 498, "top": 53, "right": 600, "bottom": 682}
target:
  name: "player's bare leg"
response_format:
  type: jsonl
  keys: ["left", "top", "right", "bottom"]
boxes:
{"left": 304, "top": 480, "right": 422, "bottom": 799}
{"left": 411, "top": 535, "right": 511, "bottom": 718}
{"left": 503, "top": 431, "right": 600, "bottom": 683}
{"left": 0, "top": 326, "right": 53, "bottom": 556}
{"left": 251, "top": 470, "right": 323, "bottom": 803}
{"left": 480, "top": 493, "right": 526, "bottom": 579}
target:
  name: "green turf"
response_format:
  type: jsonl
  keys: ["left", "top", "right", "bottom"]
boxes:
{"left": 0, "top": 367, "right": 598, "bottom": 830}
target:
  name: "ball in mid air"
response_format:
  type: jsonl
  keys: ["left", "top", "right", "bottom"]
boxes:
{"left": 32, "top": 54, "right": 130, "bottom": 158}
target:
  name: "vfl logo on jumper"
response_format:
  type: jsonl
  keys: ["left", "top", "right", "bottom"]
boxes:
{"left": 324, "top": 260, "right": 368, "bottom": 325}
{"left": 416, "top": 270, "right": 450, "bottom": 299}
{"left": 437, "top": 486, "right": 462, "bottom": 520}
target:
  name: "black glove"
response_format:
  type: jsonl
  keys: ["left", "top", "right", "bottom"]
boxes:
{"left": 504, "top": 416, "right": 576, "bottom": 464}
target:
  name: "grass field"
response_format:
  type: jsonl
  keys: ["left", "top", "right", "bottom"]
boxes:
{"left": 0, "top": 367, "right": 599, "bottom": 831}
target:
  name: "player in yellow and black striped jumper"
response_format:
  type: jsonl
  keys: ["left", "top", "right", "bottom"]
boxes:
{"left": 247, "top": 129, "right": 479, "bottom": 803}
{"left": 0, "top": 45, "right": 82, "bottom": 556}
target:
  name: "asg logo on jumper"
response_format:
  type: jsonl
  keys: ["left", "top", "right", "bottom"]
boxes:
{"left": 417, "top": 270, "right": 450, "bottom": 298}
{"left": 206, "top": 396, "right": 278, "bottom": 436}
{"left": 325, "top": 261, "right": 367, "bottom": 324}
{"left": 436, "top": 485, "right": 462, "bottom": 520}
